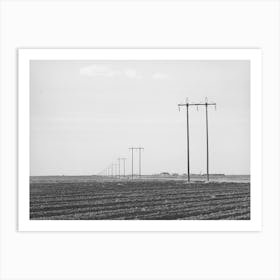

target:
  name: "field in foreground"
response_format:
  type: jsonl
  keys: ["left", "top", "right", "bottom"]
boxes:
{"left": 30, "top": 178, "right": 250, "bottom": 220}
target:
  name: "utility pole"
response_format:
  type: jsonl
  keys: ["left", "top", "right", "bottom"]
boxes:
{"left": 114, "top": 164, "right": 118, "bottom": 178}
{"left": 136, "top": 147, "right": 144, "bottom": 178}
{"left": 178, "top": 98, "right": 191, "bottom": 182}
{"left": 203, "top": 97, "right": 216, "bottom": 181}
{"left": 119, "top": 158, "right": 127, "bottom": 178}
{"left": 117, "top": 158, "right": 121, "bottom": 179}
{"left": 129, "top": 148, "right": 135, "bottom": 179}
{"left": 178, "top": 97, "right": 216, "bottom": 182}
{"left": 123, "top": 158, "right": 126, "bottom": 177}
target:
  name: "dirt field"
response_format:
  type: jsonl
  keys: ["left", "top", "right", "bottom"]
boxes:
{"left": 30, "top": 177, "right": 250, "bottom": 220}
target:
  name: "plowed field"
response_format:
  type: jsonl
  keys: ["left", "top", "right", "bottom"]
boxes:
{"left": 30, "top": 178, "right": 250, "bottom": 220}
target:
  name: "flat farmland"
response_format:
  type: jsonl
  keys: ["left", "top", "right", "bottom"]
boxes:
{"left": 30, "top": 177, "right": 250, "bottom": 220}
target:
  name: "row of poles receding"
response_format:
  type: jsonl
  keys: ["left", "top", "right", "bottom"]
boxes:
{"left": 98, "top": 147, "right": 144, "bottom": 180}
{"left": 98, "top": 97, "right": 216, "bottom": 182}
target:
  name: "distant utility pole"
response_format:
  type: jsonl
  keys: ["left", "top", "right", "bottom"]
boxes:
{"left": 129, "top": 147, "right": 144, "bottom": 179}
{"left": 108, "top": 165, "right": 112, "bottom": 177}
{"left": 117, "top": 158, "right": 122, "bottom": 179}
{"left": 136, "top": 147, "right": 144, "bottom": 178}
{"left": 119, "top": 158, "right": 127, "bottom": 178}
{"left": 114, "top": 164, "right": 118, "bottom": 178}
{"left": 129, "top": 147, "right": 135, "bottom": 179}
{"left": 178, "top": 97, "right": 216, "bottom": 182}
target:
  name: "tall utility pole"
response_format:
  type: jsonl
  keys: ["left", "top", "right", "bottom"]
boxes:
{"left": 136, "top": 147, "right": 144, "bottom": 178}
{"left": 129, "top": 147, "right": 135, "bottom": 179}
{"left": 203, "top": 97, "right": 216, "bottom": 181}
{"left": 178, "top": 98, "right": 192, "bottom": 182}
{"left": 178, "top": 97, "right": 216, "bottom": 182}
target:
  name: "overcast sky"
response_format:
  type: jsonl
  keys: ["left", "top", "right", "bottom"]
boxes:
{"left": 30, "top": 60, "right": 250, "bottom": 176}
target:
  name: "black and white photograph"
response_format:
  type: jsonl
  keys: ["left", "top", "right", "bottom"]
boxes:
{"left": 18, "top": 48, "right": 261, "bottom": 231}
{"left": 29, "top": 55, "right": 251, "bottom": 220}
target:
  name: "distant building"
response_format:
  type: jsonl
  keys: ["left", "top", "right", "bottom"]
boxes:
{"left": 160, "top": 172, "right": 170, "bottom": 176}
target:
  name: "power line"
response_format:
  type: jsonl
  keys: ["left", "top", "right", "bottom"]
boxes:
{"left": 114, "top": 163, "right": 118, "bottom": 178}
{"left": 178, "top": 97, "right": 216, "bottom": 182}
{"left": 136, "top": 147, "right": 144, "bottom": 178}
{"left": 129, "top": 147, "right": 144, "bottom": 179}
{"left": 129, "top": 147, "right": 135, "bottom": 180}
{"left": 108, "top": 164, "right": 113, "bottom": 177}
{"left": 117, "top": 158, "right": 121, "bottom": 179}
{"left": 118, "top": 158, "right": 127, "bottom": 178}
{"left": 99, "top": 157, "right": 127, "bottom": 180}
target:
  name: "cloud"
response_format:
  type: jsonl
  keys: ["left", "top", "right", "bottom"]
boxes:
{"left": 80, "top": 65, "right": 169, "bottom": 81}
{"left": 80, "top": 65, "right": 142, "bottom": 80}
{"left": 80, "top": 65, "right": 120, "bottom": 77}
{"left": 152, "top": 72, "right": 169, "bottom": 80}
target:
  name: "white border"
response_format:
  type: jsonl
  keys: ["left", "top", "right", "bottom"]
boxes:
{"left": 18, "top": 49, "right": 262, "bottom": 232}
